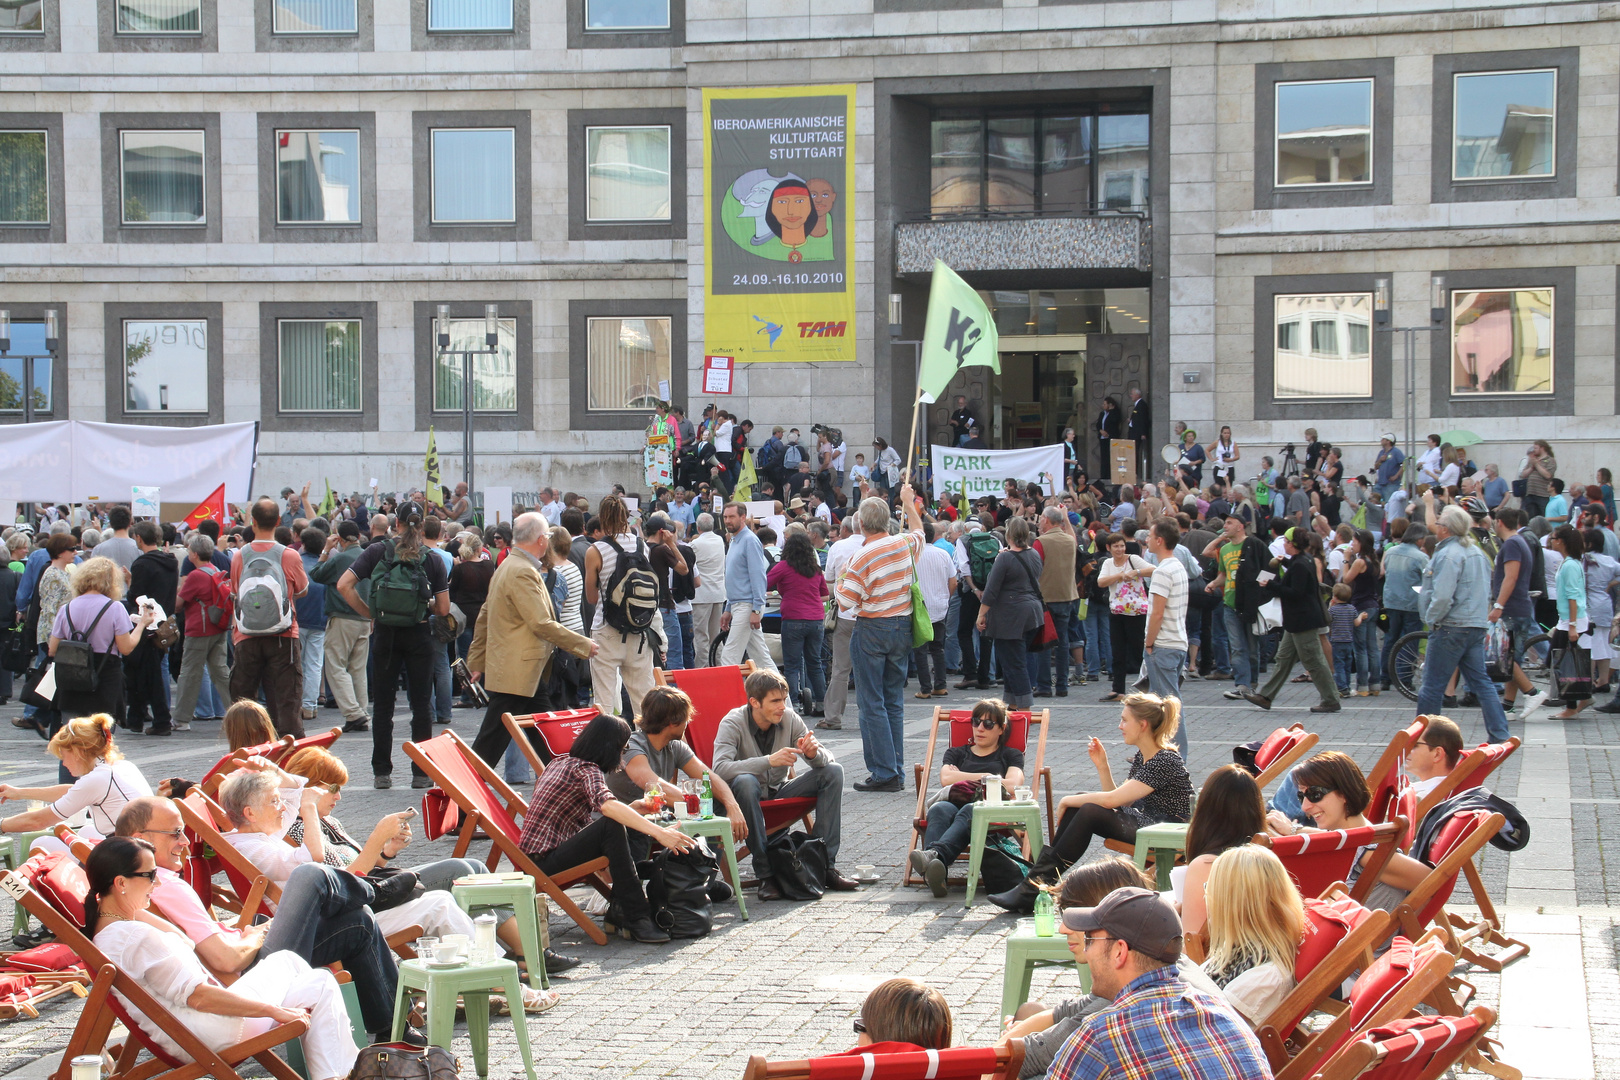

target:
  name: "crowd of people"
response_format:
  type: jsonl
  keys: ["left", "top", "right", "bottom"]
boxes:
{"left": 0, "top": 408, "right": 1571, "bottom": 1079}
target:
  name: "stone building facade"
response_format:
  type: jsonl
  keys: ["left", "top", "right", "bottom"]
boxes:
{"left": 1, "top": 0, "right": 1615, "bottom": 497}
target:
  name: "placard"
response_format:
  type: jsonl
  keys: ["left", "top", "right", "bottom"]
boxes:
{"left": 929, "top": 444, "right": 1064, "bottom": 500}
{"left": 703, "top": 355, "right": 734, "bottom": 395}
{"left": 746, "top": 500, "right": 776, "bottom": 521}
{"left": 132, "top": 485, "right": 161, "bottom": 519}
{"left": 622, "top": 496, "right": 640, "bottom": 512}
{"left": 1110, "top": 439, "right": 1138, "bottom": 487}
{"left": 482, "top": 486, "right": 514, "bottom": 525}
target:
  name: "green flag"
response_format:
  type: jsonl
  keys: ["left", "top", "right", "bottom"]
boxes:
{"left": 320, "top": 480, "right": 337, "bottom": 518}
{"left": 425, "top": 427, "right": 441, "bottom": 493}
{"left": 918, "top": 260, "right": 999, "bottom": 404}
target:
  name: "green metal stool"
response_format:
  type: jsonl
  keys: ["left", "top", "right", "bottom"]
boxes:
{"left": 452, "top": 876, "right": 548, "bottom": 991}
{"left": 963, "top": 802, "right": 1044, "bottom": 908}
{"left": 1131, "top": 822, "right": 1190, "bottom": 891}
{"left": 3, "top": 831, "right": 57, "bottom": 937}
{"left": 676, "top": 815, "right": 748, "bottom": 920}
{"left": 391, "top": 957, "right": 538, "bottom": 1080}
{"left": 1001, "top": 917, "right": 1090, "bottom": 1022}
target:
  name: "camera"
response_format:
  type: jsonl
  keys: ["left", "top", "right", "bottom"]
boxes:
{"left": 1281, "top": 443, "right": 1296, "bottom": 455}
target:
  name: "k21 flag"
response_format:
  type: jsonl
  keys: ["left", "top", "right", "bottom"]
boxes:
{"left": 918, "top": 260, "right": 1000, "bottom": 404}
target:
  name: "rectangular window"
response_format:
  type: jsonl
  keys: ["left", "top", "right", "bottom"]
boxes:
{"left": 124, "top": 319, "right": 208, "bottom": 413}
{"left": 1450, "top": 288, "right": 1554, "bottom": 395}
{"left": 1096, "top": 113, "right": 1149, "bottom": 210}
{"left": 120, "top": 130, "right": 205, "bottom": 225}
{"left": 585, "top": 126, "right": 670, "bottom": 222}
{"left": 587, "top": 317, "right": 671, "bottom": 412}
{"left": 1273, "top": 293, "right": 1373, "bottom": 399}
{"left": 0, "top": 131, "right": 48, "bottom": 225}
{"left": 1275, "top": 79, "right": 1372, "bottom": 186}
{"left": 1039, "top": 115, "right": 1090, "bottom": 215}
{"left": 985, "top": 116, "right": 1036, "bottom": 215}
{"left": 0, "top": 0, "right": 43, "bottom": 32}
{"left": 427, "top": 0, "right": 512, "bottom": 31}
{"left": 0, "top": 321, "right": 52, "bottom": 413}
{"left": 432, "top": 317, "right": 517, "bottom": 412}
{"left": 276, "top": 129, "right": 360, "bottom": 224}
{"left": 1453, "top": 69, "right": 1556, "bottom": 180}
{"left": 272, "top": 0, "right": 357, "bottom": 32}
{"left": 117, "top": 0, "right": 200, "bottom": 32}
{"left": 929, "top": 116, "right": 983, "bottom": 216}
{"left": 929, "top": 108, "right": 1148, "bottom": 218}
{"left": 279, "top": 320, "right": 361, "bottom": 412}
{"left": 430, "top": 128, "right": 514, "bottom": 224}
{"left": 584, "top": 0, "right": 667, "bottom": 28}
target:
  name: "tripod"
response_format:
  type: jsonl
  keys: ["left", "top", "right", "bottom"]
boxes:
{"left": 1278, "top": 445, "right": 1302, "bottom": 480}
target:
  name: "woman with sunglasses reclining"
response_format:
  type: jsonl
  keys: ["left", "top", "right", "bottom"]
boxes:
{"left": 908, "top": 698, "right": 1027, "bottom": 897}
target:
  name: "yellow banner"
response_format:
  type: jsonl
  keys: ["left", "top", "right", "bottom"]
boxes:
{"left": 702, "top": 84, "right": 857, "bottom": 364}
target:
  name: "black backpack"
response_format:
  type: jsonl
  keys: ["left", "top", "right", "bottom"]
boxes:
{"left": 642, "top": 844, "right": 718, "bottom": 938}
{"left": 601, "top": 537, "right": 660, "bottom": 637}
{"left": 1525, "top": 532, "right": 1546, "bottom": 601}
{"left": 370, "top": 542, "right": 431, "bottom": 628}
{"left": 55, "top": 598, "right": 120, "bottom": 694}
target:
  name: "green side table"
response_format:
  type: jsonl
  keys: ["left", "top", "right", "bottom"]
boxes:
{"left": 1001, "top": 917, "right": 1090, "bottom": 1022}
{"left": 3, "top": 831, "right": 57, "bottom": 937}
{"left": 452, "top": 877, "right": 548, "bottom": 991}
{"left": 391, "top": 957, "right": 538, "bottom": 1080}
{"left": 676, "top": 815, "right": 748, "bottom": 920}
{"left": 1131, "top": 822, "right": 1190, "bottom": 891}
{"left": 963, "top": 802, "right": 1044, "bottom": 908}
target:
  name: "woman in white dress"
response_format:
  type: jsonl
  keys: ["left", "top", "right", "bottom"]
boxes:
{"left": 84, "top": 836, "right": 357, "bottom": 1080}
{"left": 1206, "top": 426, "right": 1240, "bottom": 490}
{"left": 0, "top": 713, "right": 152, "bottom": 855}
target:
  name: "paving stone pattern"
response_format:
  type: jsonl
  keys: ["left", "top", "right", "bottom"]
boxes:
{"left": 0, "top": 678, "right": 1607, "bottom": 1079}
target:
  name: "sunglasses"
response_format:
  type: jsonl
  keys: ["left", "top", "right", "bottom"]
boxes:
{"left": 972, "top": 718, "right": 1005, "bottom": 729}
{"left": 138, "top": 827, "right": 185, "bottom": 841}
{"left": 1298, "top": 785, "right": 1332, "bottom": 804}
{"left": 125, "top": 869, "right": 159, "bottom": 883}
{"left": 852, "top": 1019, "right": 866, "bottom": 1035}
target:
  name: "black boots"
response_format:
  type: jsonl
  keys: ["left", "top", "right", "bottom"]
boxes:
{"left": 987, "top": 848, "right": 1063, "bottom": 914}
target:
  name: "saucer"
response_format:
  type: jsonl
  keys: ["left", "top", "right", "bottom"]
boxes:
{"left": 424, "top": 958, "right": 467, "bottom": 969}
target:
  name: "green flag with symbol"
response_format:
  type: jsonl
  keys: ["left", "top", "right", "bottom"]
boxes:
{"left": 918, "top": 260, "right": 1000, "bottom": 404}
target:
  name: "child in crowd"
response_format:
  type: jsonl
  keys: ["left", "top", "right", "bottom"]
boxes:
{"left": 847, "top": 453, "right": 871, "bottom": 489}
{"left": 1327, "top": 583, "right": 1364, "bottom": 695}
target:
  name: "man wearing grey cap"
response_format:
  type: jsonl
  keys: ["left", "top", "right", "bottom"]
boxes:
{"left": 1048, "top": 888, "right": 1271, "bottom": 1080}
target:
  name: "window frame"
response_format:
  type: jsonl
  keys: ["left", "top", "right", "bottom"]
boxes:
{"left": 270, "top": 0, "right": 358, "bottom": 33}
{"left": 1251, "top": 274, "right": 1392, "bottom": 422}
{"left": 1430, "top": 48, "right": 1577, "bottom": 204}
{"left": 564, "top": 0, "right": 680, "bottom": 48}
{"left": 568, "top": 107, "right": 685, "bottom": 241}
{"left": 0, "top": 114, "right": 61, "bottom": 242}
{"left": 258, "top": 301, "right": 379, "bottom": 432}
{"left": 254, "top": 0, "right": 371, "bottom": 50}
{"left": 1444, "top": 286, "right": 1554, "bottom": 397}
{"left": 99, "top": 0, "right": 218, "bottom": 50}
{"left": 1449, "top": 68, "right": 1558, "bottom": 183}
{"left": 0, "top": 0, "right": 44, "bottom": 35}
{"left": 429, "top": 315, "right": 519, "bottom": 415}
{"left": 412, "top": 111, "right": 531, "bottom": 242}
{"left": 568, "top": 298, "right": 687, "bottom": 432}
{"left": 1425, "top": 266, "right": 1574, "bottom": 419}
{"left": 0, "top": 303, "right": 67, "bottom": 425}
{"left": 583, "top": 124, "right": 672, "bottom": 224}
{"left": 1272, "top": 77, "right": 1375, "bottom": 190}
{"left": 120, "top": 317, "right": 211, "bottom": 415}
{"left": 276, "top": 318, "right": 365, "bottom": 414}
{"left": 0, "top": 128, "right": 50, "bottom": 227}
{"left": 1270, "top": 291, "right": 1376, "bottom": 402}
{"left": 101, "top": 113, "right": 220, "bottom": 244}
{"left": 583, "top": 315, "right": 673, "bottom": 414}
{"left": 1253, "top": 58, "right": 1393, "bottom": 211}
{"left": 273, "top": 127, "right": 363, "bottom": 226}
{"left": 257, "top": 113, "right": 376, "bottom": 243}
{"left": 118, "top": 127, "right": 208, "bottom": 227}
{"left": 426, "top": 0, "right": 511, "bottom": 31}
{"left": 411, "top": 0, "right": 528, "bottom": 49}
{"left": 115, "top": 0, "right": 202, "bottom": 34}
{"left": 429, "top": 127, "right": 516, "bottom": 226}
{"left": 103, "top": 303, "right": 223, "bottom": 426}
{"left": 584, "top": 0, "right": 667, "bottom": 29}
{"left": 412, "top": 301, "right": 531, "bottom": 433}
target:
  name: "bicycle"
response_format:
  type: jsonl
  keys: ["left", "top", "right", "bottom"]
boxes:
{"left": 1388, "top": 626, "right": 1554, "bottom": 702}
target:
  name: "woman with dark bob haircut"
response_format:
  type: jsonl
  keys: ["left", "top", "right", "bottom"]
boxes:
{"left": 1180, "top": 764, "right": 1279, "bottom": 938}
{"left": 517, "top": 712, "right": 697, "bottom": 944}
{"left": 1264, "top": 750, "right": 1429, "bottom": 915}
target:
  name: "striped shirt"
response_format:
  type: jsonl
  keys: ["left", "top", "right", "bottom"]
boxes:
{"left": 836, "top": 530, "right": 923, "bottom": 619}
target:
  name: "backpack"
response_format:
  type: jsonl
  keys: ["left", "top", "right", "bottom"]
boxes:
{"left": 756, "top": 439, "right": 780, "bottom": 474}
{"left": 369, "top": 542, "right": 431, "bottom": 628}
{"left": 544, "top": 568, "right": 568, "bottom": 612}
{"left": 601, "top": 536, "right": 660, "bottom": 636}
{"left": 782, "top": 442, "right": 804, "bottom": 469}
{"left": 197, "top": 565, "right": 233, "bottom": 635}
{"left": 641, "top": 844, "right": 717, "bottom": 939}
{"left": 234, "top": 543, "right": 293, "bottom": 636}
{"left": 965, "top": 532, "right": 1001, "bottom": 589}
{"left": 54, "top": 599, "right": 120, "bottom": 695}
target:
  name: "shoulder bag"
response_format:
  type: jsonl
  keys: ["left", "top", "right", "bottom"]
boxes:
{"left": 908, "top": 540, "right": 933, "bottom": 648}
{"left": 1013, "top": 552, "right": 1057, "bottom": 652}
{"left": 1109, "top": 557, "right": 1151, "bottom": 617}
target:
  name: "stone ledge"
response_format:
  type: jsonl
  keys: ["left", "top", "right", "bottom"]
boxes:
{"left": 895, "top": 215, "right": 1150, "bottom": 274}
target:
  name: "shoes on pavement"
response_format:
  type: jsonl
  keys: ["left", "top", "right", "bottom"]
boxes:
{"left": 932, "top": 688, "right": 949, "bottom": 697}
{"left": 1055, "top": 688, "right": 1068, "bottom": 697}
{"left": 1310, "top": 701, "right": 1343, "bottom": 713}
{"left": 954, "top": 679, "right": 978, "bottom": 690}
{"left": 1033, "top": 690, "right": 1052, "bottom": 698}
{"left": 825, "top": 868, "right": 860, "bottom": 891}
{"left": 707, "top": 879, "right": 734, "bottom": 903}
{"left": 1240, "top": 691, "right": 1272, "bottom": 710}
{"left": 987, "top": 881, "right": 1037, "bottom": 915}
{"left": 374, "top": 775, "right": 393, "bottom": 789}
{"left": 1183, "top": 671, "right": 1202, "bottom": 681}
{"left": 542, "top": 948, "right": 581, "bottom": 974}
{"left": 1443, "top": 695, "right": 1458, "bottom": 709}
{"left": 1520, "top": 690, "right": 1552, "bottom": 722}
{"left": 853, "top": 776, "right": 904, "bottom": 793}
{"left": 146, "top": 724, "right": 172, "bottom": 737}
{"left": 1460, "top": 693, "right": 1480, "bottom": 708}
{"left": 914, "top": 691, "right": 933, "bottom": 699}
{"left": 1223, "top": 687, "right": 1247, "bottom": 700}
{"left": 170, "top": 719, "right": 191, "bottom": 732}
{"left": 342, "top": 718, "right": 371, "bottom": 733}
{"left": 815, "top": 718, "right": 842, "bottom": 730}
{"left": 412, "top": 775, "right": 433, "bottom": 789}
{"left": 909, "top": 849, "right": 948, "bottom": 898}
{"left": 756, "top": 877, "right": 785, "bottom": 902}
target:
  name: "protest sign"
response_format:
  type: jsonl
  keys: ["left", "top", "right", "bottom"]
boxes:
{"left": 132, "top": 486, "right": 161, "bottom": 518}
{"left": 930, "top": 444, "right": 1063, "bottom": 501}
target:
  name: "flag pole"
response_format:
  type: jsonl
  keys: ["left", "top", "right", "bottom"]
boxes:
{"left": 903, "top": 388, "right": 924, "bottom": 486}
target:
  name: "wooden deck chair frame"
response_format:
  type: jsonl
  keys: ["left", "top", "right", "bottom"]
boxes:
{"left": 904, "top": 707, "right": 1052, "bottom": 888}
{"left": 1254, "top": 818, "right": 1406, "bottom": 905}
{"left": 1314, "top": 1006, "right": 1517, "bottom": 1080}
{"left": 500, "top": 708, "right": 603, "bottom": 780}
{"left": 1364, "top": 720, "right": 1427, "bottom": 808}
{"left": 1254, "top": 725, "right": 1322, "bottom": 790}
{"left": 0, "top": 870, "right": 309, "bottom": 1080}
{"left": 1253, "top": 907, "right": 1397, "bottom": 1072}
{"left": 1391, "top": 810, "right": 1508, "bottom": 959}
{"left": 175, "top": 791, "right": 422, "bottom": 959}
{"left": 404, "top": 729, "right": 613, "bottom": 945}
{"left": 1273, "top": 926, "right": 1457, "bottom": 1080}
{"left": 197, "top": 738, "right": 293, "bottom": 797}
{"left": 741, "top": 1040, "right": 1024, "bottom": 1080}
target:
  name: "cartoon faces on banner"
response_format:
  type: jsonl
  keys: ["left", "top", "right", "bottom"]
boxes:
{"left": 721, "top": 169, "right": 837, "bottom": 264}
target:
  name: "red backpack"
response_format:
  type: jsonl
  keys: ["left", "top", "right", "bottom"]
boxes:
{"left": 198, "top": 565, "right": 234, "bottom": 635}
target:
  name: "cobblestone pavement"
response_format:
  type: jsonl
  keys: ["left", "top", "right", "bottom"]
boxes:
{"left": 0, "top": 672, "right": 1607, "bottom": 1079}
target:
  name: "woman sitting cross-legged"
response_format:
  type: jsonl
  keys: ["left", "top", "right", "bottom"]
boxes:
{"left": 85, "top": 836, "right": 358, "bottom": 1080}
{"left": 908, "top": 698, "right": 1026, "bottom": 898}
{"left": 989, "top": 692, "right": 1191, "bottom": 914}
{"left": 1200, "top": 845, "right": 1302, "bottom": 1024}
{"left": 516, "top": 712, "right": 698, "bottom": 944}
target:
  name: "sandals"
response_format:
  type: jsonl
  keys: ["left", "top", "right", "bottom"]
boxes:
{"left": 492, "top": 986, "right": 562, "bottom": 1015}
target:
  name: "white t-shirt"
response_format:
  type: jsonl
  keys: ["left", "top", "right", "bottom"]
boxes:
{"left": 1438, "top": 462, "right": 1460, "bottom": 489}
{"left": 52, "top": 759, "right": 153, "bottom": 840}
{"left": 915, "top": 543, "right": 955, "bottom": 623}
{"left": 1410, "top": 774, "right": 1446, "bottom": 799}
{"left": 714, "top": 421, "right": 733, "bottom": 453}
{"left": 1419, "top": 447, "right": 1442, "bottom": 483}
{"left": 1148, "top": 553, "right": 1189, "bottom": 652}
{"left": 815, "top": 503, "right": 833, "bottom": 523}
{"left": 831, "top": 442, "right": 847, "bottom": 471}
{"left": 824, "top": 533, "right": 866, "bottom": 622}
{"left": 691, "top": 531, "right": 727, "bottom": 606}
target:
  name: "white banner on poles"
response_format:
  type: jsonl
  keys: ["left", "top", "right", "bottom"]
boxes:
{"left": 931, "top": 443, "right": 1064, "bottom": 501}
{"left": 0, "top": 420, "right": 257, "bottom": 503}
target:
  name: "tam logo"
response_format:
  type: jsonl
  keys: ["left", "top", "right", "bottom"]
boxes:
{"left": 798, "top": 321, "right": 848, "bottom": 338}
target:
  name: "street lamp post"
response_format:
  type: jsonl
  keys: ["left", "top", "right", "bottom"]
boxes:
{"left": 1372, "top": 275, "right": 1446, "bottom": 495}
{"left": 889, "top": 292, "right": 925, "bottom": 484}
{"left": 0, "top": 308, "right": 59, "bottom": 426}
{"left": 436, "top": 303, "right": 501, "bottom": 497}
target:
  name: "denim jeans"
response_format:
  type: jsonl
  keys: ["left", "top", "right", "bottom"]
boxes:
{"left": 851, "top": 615, "right": 911, "bottom": 782}
{"left": 730, "top": 763, "right": 845, "bottom": 877}
{"left": 1220, "top": 605, "right": 1256, "bottom": 690}
{"left": 944, "top": 593, "right": 962, "bottom": 672}
{"left": 661, "top": 610, "right": 686, "bottom": 671}
{"left": 431, "top": 636, "right": 453, "bottom": 722}
{"left": 1416, "top": 625, "right": 1510, "bottom": 743}
{"left": 676, "top": 609, "right": 696, "bottom": 670}
{"left": 1352, "top": 614, "right": 1381, "bottom": 690}
{"left": 1207, "top": 603, "right": 1230, "bottom": 673}
{"left": 995, "top": 638, "right": 1033, "bottom": 710}
{"left": 1267, "top": 763, "right": 1311, "bottom": 825}
{"left": 1332, "top": 639, "right": 1354, "bottom": 692}
{"left": 1380, "top": 608, "right": 1423, "bottom": 689}
{"left": 923, "top": 800, "right": 978, "bottom": 864}
{"left": 1035, "top": 601, "right": 1075, "bottom": 693}
{"left": 1143, "top": 646, "right": 1188, "bottom": 758}
{"left": 1085, "top": 602, "right": 1113, "bottom": 679}
{"left": 259, "top": 862, "right": 399, "bottom": 1036}
{"left": 781, "top": 618, "right": 828, "bottom": 706}
{"left": 300, "top": 626, "right": 326, "bottom": 710}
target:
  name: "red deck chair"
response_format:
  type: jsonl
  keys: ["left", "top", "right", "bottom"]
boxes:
{"left": 1257, "top": 819, "right": 1405, "bottom": 904}
{"left": 404, "top": 730, "right": 612, "bottom": 945}
{"left": 741, "top": 1041, "right": 1024, "bottom": 1080}
{"left": 269, "top": 727, "right": 343, "bottom": 764}
{"left": 1394, "top": 810, "right": 1509, "bottom": 956}
{"left": 1314, "top": 1008, "right": 1516, "bottom": 1080}
{"left": 1252, "top": 724, "right": 1321, "bottom": 790}
{"left": 658, "top": 663, "right": 816, "bottom": 872}
{"left": 905, "top": 707, "right": 1052, "bottom": 886}
{"left": 197, "top": 737, "right": 293, "bottom": 796}
{"left": 501, "top": 707, "right": 601, "bottom": 779}
{"left": 1364, "top": 720, "right": 1427, "bottom": 809}
{"left": 0, "top": 869, "right": 309, "bottom": 1080}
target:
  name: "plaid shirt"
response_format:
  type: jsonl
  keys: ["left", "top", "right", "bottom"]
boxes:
{"left": 517, "top": 755, "right": 614, "bottom": 857}
{"left": 1047, "top": 965, "right": 1273, "bottom": 1080}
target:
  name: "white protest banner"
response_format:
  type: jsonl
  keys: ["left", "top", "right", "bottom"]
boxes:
{"left": 0, "top": 420, "right": 256, "bottom": 503}
{"left": 930, "top": 443, "right": 1063, "bottom": 501}
{"left": 132, "top": 486, "right": 161, "bottom": 518}
{"left": 746, "top": 500, "right": 776, "bottom": 521}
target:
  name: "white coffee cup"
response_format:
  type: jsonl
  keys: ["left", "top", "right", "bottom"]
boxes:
{"left": 433, "top": 943, "right": 461, "bottom": 964}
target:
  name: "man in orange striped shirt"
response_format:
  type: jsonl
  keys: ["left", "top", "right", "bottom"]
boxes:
{"left": 836, "top": 483, "right": 926, "bottom": 792}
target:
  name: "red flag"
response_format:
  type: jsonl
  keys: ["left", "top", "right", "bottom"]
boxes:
{"left": 183, "top": 484, "right": 226, "bottom": 530}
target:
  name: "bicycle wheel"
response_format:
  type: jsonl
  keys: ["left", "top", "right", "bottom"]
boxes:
{"left": 1391, "top": 630, "right": 1428, "bottom": 702}
{"left": 1518, "top": 632, "right": 1554, "bottom": 697}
